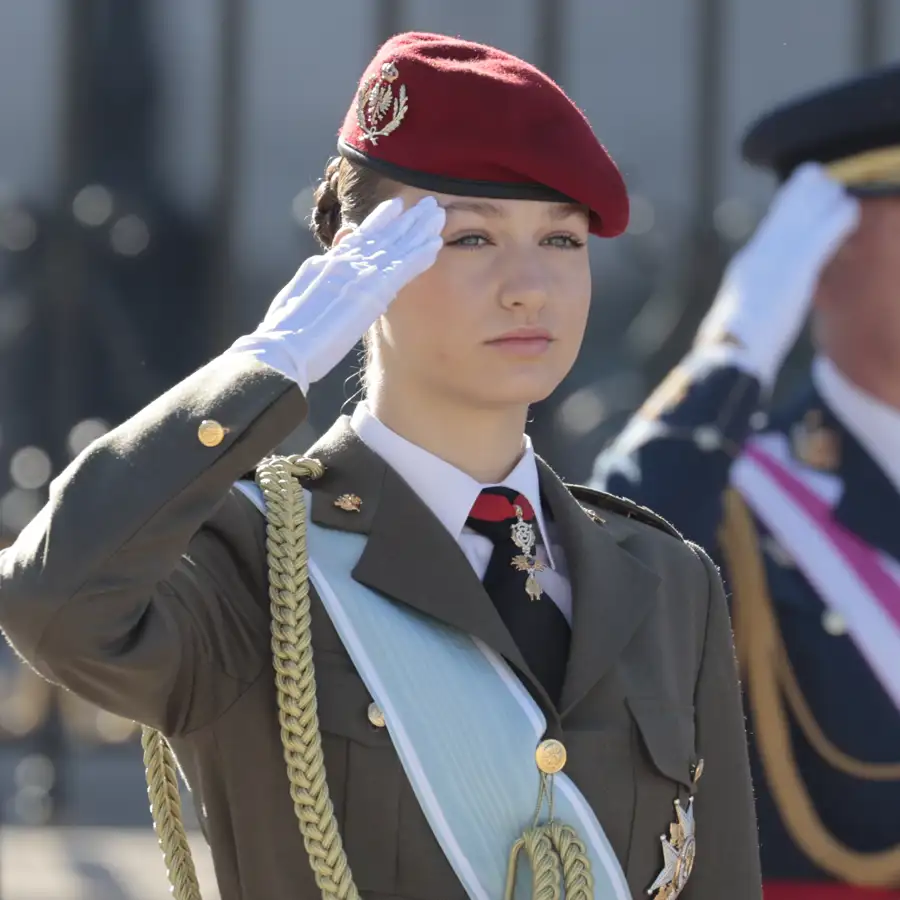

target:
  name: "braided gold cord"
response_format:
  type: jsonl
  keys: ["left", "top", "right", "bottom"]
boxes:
{"left": 504, "top": 805, "right": 594, "bottom": 899}
{"left": 720, "top": 488, "right": 900, "bottom": 887}
{"left": 258, "top": 455, "right": 359, "bottom": 900}
{"left": 548, "top": 821, "right": 594, "bottom": 900}
{"left": 143, "top": 455, "right": 360, "bottom": 900}
{"left": 506, "top": 828, "right": 561, "bottom": 900}
{"left": 141, "top": 726, "right": 202, "bottom": 900}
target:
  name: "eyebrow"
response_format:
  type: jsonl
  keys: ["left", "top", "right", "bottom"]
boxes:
{"left": 443, "top": 199, "right": 589, "bottom": 221}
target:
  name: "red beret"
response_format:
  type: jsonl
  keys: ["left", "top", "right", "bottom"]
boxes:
{"left": 338, "top": 32, "right": 629, "bottom": 238}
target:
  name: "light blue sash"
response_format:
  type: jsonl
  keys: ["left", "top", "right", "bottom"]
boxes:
{"left": 237, "top": 482, "right": 630, "bottom": 900}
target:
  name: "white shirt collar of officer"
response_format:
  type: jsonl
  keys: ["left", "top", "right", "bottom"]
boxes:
{"left": 350, "top": 402, "right": 557, "bottom": 570}
{"left": 813, "top": 354, "right": 900, "bottom": 493}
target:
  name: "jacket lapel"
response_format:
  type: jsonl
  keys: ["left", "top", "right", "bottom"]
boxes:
{"left": 537, "top": 460, "right": 661, "bottom": 717}
{"left": 305, "top": 418, "right": 534, "bottom": 689}
{"left": 305, "top": 419, "right": 663, "bottom": 717}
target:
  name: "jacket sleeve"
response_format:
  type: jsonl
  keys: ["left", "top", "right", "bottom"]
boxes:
{"left": 0, "top": 352, "right": 307, "bottom": 736}
{"left": 686, "top": 542, "right": 761, "bottom": 900}
{"left": 589, "top": 350, "right": 763, "bottom": 551}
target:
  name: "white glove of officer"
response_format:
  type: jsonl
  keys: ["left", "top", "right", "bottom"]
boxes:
{"left": 694, "top": 162, "right": 860, "bottom": 389}
{"left": 228, "top": 196, "right": 445, "bottom": 393}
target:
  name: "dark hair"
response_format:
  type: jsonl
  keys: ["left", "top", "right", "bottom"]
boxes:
{"left": 310, "top": 156, "right": 397, "bottom": 248}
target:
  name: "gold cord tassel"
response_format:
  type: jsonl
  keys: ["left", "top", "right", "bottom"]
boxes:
{"left": 141, "top": 726, "right": 202, "bottom": 900}
{"left": 503, "top": 774, "right": 594, "bottom": 900}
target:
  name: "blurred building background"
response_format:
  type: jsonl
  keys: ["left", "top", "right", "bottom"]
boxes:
{"left": 0, "top": 1, "right": 898, "bottom": 896}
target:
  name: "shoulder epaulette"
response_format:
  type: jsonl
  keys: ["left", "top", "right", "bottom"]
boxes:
{"left": 565, "top": 484, "right": 684, "bottom": 541}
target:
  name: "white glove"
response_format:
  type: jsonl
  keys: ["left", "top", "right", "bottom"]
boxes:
{"left": 695, "top": 162, "right": 860, "bottom": 389}
{"left": 228, "top": 196, "right": 445, "bottom": 393}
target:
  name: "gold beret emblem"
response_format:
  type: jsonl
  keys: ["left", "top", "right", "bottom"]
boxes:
{"left": 356, "top": 60, "right": 409, "bottom": 145}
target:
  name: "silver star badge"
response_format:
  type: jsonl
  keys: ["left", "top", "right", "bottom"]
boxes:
{"left": 647, "top": 798, "right": 695, "bottom": 900}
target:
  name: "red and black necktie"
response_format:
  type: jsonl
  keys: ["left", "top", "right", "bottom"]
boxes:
{"left": 466, "top": 486, "right": 570, "bottom": 704}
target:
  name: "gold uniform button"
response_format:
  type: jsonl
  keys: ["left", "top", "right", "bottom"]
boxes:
{"left": 367, "top": 702, "right": 385, "bottom": 729}
{"left": 197, "top": 419, "right": 227, "bottom": 447}
{"left": 535, "top": 738, "right": 566, "bottom": 774}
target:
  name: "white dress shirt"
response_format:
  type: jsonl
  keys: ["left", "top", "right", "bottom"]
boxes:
{"left": 813, "top": 355, "right": 900, "bottom": 494}
{"left": 350, "top": 404, "right": 573, "bottom": 624}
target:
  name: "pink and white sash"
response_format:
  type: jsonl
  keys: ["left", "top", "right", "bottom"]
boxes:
{"left": 731, "top": 433, "right": 900, "bottom": 714}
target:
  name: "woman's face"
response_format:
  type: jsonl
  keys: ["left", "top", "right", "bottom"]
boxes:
{"left": 368, "top": 186, "right": 593, "bottom": 411}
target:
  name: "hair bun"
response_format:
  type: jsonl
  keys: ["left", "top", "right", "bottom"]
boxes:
{"left": 312, "top": 157, "right": 343, "bottom": 248}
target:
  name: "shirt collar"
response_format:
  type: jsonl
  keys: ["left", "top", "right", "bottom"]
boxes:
{"left": 813, "top": 354, "right": 900, "bottom": 492}
{"left": 350, "top": 403, "right": 556, "bottom": 568}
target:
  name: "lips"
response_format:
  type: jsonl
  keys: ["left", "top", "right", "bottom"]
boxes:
{"left": 486, "top": 327, "right": 553, "bottom": 344}
{"left": 485, "top": 327, "right": 554, "bottom": 356}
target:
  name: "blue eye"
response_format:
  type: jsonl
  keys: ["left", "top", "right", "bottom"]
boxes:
{"left": 446, "top": 232, "right": 585, "bottom": 249}
{"left": 543, "top": 234, "right": 586, "bottom": 249}
{"left": 447, "top": 234, "right": 490, "bottom": 247}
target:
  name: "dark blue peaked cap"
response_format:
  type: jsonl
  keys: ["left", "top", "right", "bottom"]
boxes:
{"left": 742, "top": 63, "right": 900, "bottom": 195}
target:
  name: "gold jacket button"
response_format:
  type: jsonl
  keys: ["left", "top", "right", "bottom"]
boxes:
{"left": 197, "top": 419, "right": 227, "bottom": 447}
{"left": 367, "top": 702, "right": 385, "bottom": 729}
{"left": 535, "top": 738, "right": 566, "bottom": 774}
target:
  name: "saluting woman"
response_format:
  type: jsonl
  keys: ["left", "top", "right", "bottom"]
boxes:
{"left": 0, "top": 32, "right": 760, "bottom": 900}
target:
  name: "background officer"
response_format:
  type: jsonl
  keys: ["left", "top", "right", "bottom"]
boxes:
{"left": 592, "top": 64, "right": 900, "bottom": 899}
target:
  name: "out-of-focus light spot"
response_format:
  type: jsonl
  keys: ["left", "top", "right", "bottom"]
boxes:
{"left": 72, "top": 184, "right": 114, "bottom": 227}
{"left": 0, "top": 207, "right": 37, "bottom": 252}
{"left": 10, "top": 447, "right": 51, "bottom": 490}
{"left": 1, "top": 488, "right": 43, "bottom": 533}
{"left": 110, "top": 214, "right": 150, "bottom": 256}
{"left": 557, "top": 386, "right": 608, "bottom": 437}
{"left": 14, "top": 755, "right": 55, "bottom": 791}
{"left": 714, "top": 197, "right": 756, "bottom": 242}
{"left": 95, "top": 709, "right": 138, "bottom": 743}
{"left": 67, "top": 418, "right": 110, "bottom": 457}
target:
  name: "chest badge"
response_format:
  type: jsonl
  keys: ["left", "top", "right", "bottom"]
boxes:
{"left": 334, "top": 493, "right": 363, "bottom": 512}
{"left": 648, "top": 797, "right": 696, "bottom": 900}
{"left": 509, "top": 504, "right": 546, "bottom": 601}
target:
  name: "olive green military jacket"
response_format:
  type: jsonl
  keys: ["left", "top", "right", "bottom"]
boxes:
{"left": 0, "top": 354, "right": 761, "bottom": 900}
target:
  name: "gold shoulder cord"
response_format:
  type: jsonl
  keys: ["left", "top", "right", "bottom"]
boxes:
{"left": 720, "top": 488, "right": 900, "bottom": 888}
{"left": 140, "top": 455, "right": 592, "bottom": 900}
{"left": 141, "top": 456, "right": 357, "bottom": 900}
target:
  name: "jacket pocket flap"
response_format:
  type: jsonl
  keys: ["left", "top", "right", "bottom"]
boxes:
{"left": 313, "top": 652, "right": 392, "bottom": 748}
{"left": 626, "top": 698, "right": 696, "bottom": 788}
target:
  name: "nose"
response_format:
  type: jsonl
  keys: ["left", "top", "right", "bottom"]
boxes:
{"left": 497, "top": 253, "right": 551, "bottom": 314}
